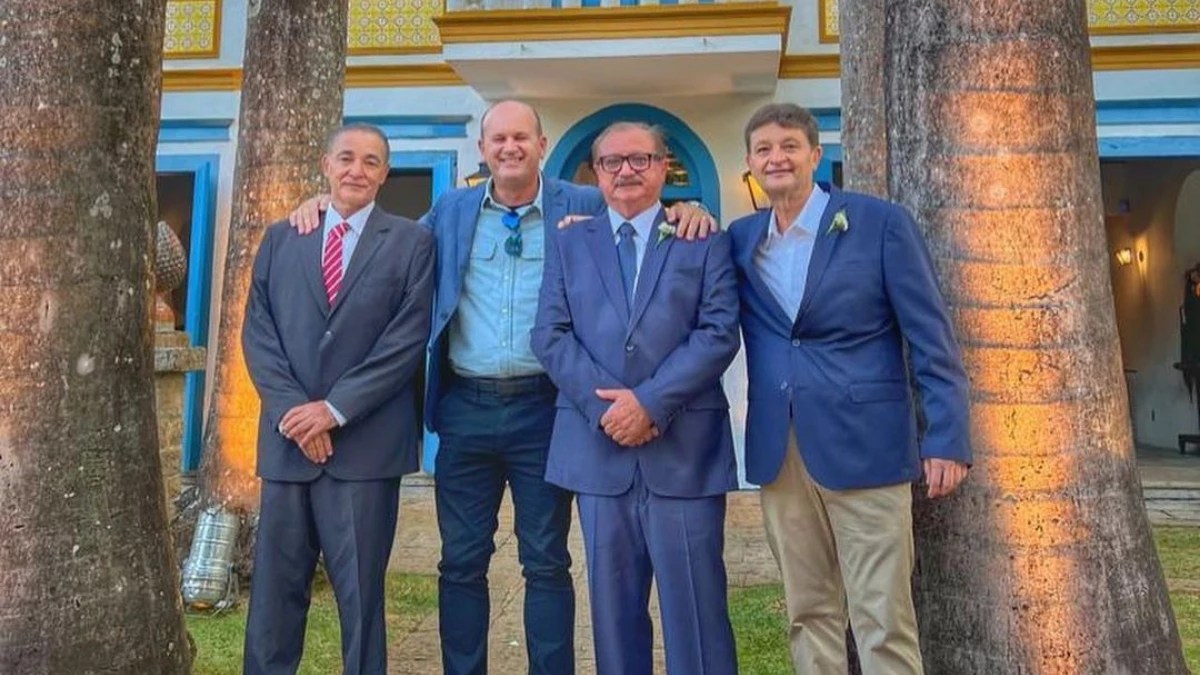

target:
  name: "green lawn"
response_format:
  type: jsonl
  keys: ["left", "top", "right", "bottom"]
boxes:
{"left": 188, "top": 572, "right": 437, "bottom": 675}
{"left": 189, "top": 528, "right": 1200, "bottom": 672}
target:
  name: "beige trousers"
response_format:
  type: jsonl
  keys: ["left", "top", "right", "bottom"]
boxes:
{"left": 760, "top": 435, "right": 923, "bottom": 675}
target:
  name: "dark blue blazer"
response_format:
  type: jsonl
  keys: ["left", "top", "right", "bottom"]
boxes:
{"left": 728, "top": 185, "right": 970, "bottom": 490}
{"left": 532, "top": 210, "right": 741, "bottom": 498}
{"left": 243, "top": 208, "right": 435, "bottom": 482}
{"left": 421, "top": 177, "right": 605, "bottom": 431}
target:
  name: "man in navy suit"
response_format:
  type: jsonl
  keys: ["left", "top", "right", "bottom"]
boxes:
{"left": 241, "top": 123, "right": 435, "bottom": 675}
{"left": 290, "top": 100, "right": 712, "bottom": 675}
{"left": 533, "top": 121, "right": 741, "bottom": 675}
{"left": 729, "top": 103, "right": 971, "bottom": 674}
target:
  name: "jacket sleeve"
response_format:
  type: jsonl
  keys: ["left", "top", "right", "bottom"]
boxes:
{"left": 882, "top": 204, "right": 972, "bottom": 463}
{"left": 324, "top": 229, "right": 436, "bottom": 423}
{"left": 631, "top": 233, "right": 741, "bottom": 431}
{"left": 530, "top": 230, "right": 625, "bottom": 429}
{"left": 241, "top": 227, "right": 311, "bottom": 431}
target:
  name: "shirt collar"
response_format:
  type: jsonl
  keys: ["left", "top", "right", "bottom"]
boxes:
{"left": 767, "top": 183, "right": 828, "bottom": 242}
{"left": 481, "top": 173, "right": 544, "bottom": 216}
{"left": 608, "top": 202, "right": 663, "bottom": 241}
{"left": 325, "top": 202, "right": 375, "bottom": 236}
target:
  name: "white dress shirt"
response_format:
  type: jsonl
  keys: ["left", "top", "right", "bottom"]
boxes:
{"left": 753, "top": 185, "right": 830, "bottom": 321}
{"left": 608, "top": 202, "right": 663, "bottom": 287}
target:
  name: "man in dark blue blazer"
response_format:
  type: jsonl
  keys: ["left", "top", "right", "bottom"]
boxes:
{"left": 241, "top": 123, "right": 435, "bottom": 675}
{"left": 533, "top": 121, "right": 741, "bottom": 675}
{"left": 288, "top": 101, "right": 712, "bottom": 675}
{"left": 729, "top": 104, "right": 971, "bottom": 674}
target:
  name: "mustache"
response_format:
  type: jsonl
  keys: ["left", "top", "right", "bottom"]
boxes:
{"left": 613, "top": 177, "right": 643, "bottom": 187}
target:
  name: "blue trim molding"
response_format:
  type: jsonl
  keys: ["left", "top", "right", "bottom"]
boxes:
{"left": 158, "top": 119, "right": 234, "bottom": 143}
{"left": 1098, "top": 136, "right": 1200, "bottom": 158}
{"left": 545, "top": 103, "right": 721, "bottom": 218}
{"left": 154, "top": 153, "right": 220, "bottom": 472}
{"left": 345, "top": 115, "right": 471, "bottom": 140}
{"left": 390, "top": 150, "right": 458, "bottom": 200}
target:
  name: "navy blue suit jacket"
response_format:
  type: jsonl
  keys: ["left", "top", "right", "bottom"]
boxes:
{"left": 532, "top": 210, "right": 741, "bottom": 498}
{"left": 728, "top": 185, "right": 970, "bottom": 490}
{"left": 422, "top": 178, "right": 605, "bottom": 432}
{"left": 243, "top": 208, "right": 435, "bottom": 482}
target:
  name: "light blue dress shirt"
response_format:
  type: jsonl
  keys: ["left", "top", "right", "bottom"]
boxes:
{"left": 448, "top": 177, "right": 547, "bottom": 378}
{"left": 320, "top": 202, "right": 374, "bottom": 426}
{"left": 607, "top": 203, "right": 662, "bottom": 288}
{"left": 753, "top": 184, "right": 830, "bottom": 321}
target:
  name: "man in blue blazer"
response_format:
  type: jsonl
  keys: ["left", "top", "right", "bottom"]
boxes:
{"left": 533, "top": 121, "right": 741, "bottom": 675}
{"left": 290, "top": 100, "right": 712, "bottom": 675}
{"left": 242, "top": 123, "right": 435, "bottom": 674}
{"left": 729, "top": 103, "right": 971, "bottom": 674}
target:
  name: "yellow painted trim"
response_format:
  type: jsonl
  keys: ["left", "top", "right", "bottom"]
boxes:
{"left": 1090, "top": 23, "right": 1200, "bottom": 36}
{"left": 435, "top": 2, "right": 791, "bottom": 44}
{"left": 345, "top": 64, "right": 464, "bottom": 87}
{"left": 163, "top": 0, "right": 223, "bottom": 60}
{"left": 163, "top": 68, "right": 241, "bottom": 91}
{"left": 348, "top": 45, "right": 444, "bottom": 56}
{"left": 817, "top": 0, "right": 838, "bottom": 45}
{"left": 778, "top": 54, "right": 840, "bottom": 79}
{"left": 1092, "top": 43, "right": 1200, "bottom": 70}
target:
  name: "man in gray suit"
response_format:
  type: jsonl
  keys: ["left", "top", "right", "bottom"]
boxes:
{"left": 242, "top": 122, "right": 435, "bottom": 675}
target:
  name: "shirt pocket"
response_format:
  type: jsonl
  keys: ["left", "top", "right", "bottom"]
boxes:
{"left": 471, "top": 236, "right": 498, "bottom": 260}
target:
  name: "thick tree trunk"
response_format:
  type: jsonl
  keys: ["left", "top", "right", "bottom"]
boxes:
{"left": 884, "top": 0, "right": 1187, "bottom": 671}
{"left": 838, "top": 0, "right": 889, "bottom": 197}
{"left": 0, "top": 3, "right": 191, "bottom": 673}
{"left": 200, "top": 0, "right": 348, "bottom": 510}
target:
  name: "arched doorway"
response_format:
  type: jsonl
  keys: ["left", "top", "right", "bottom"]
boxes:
{"left": 545, "top": 103, "right": 721, "bottom": 216}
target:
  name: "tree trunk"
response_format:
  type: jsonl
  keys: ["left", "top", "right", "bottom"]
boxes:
{"left": 838, "top": 0, "right": 889, "bottom": 197}
{"left": 0, "top": 3, "right": 191, "bottom": 672}
{"left": 200, "top": 0, "right": 348, "bottom": 511}
{"left": 884, "top": 0, "right": 1187, "bottom": 671}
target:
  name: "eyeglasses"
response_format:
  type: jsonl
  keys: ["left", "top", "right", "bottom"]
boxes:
{"left": 593, "top": 153, "right": 662, "bottom": 175}
{"left": 501, "top": 209, "right": 523, "bottom": 257}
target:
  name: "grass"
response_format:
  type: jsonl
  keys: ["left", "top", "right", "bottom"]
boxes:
{"left": 187, "top": 572, "right": 437, "bottom": 675}
{"left": 189, "top": 528, "right": 1200, "bottom": 673}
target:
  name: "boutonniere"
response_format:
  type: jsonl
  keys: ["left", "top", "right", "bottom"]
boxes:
{"left": 826, "top": 209, "right": 850, "bottom": 236}
{"left": 656, "top": 222, "right": 677, "bottom": 245}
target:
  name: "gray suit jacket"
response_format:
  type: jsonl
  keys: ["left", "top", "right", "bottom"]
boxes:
{"left": 243, "top": 207, "right": 435, "bottom": 482}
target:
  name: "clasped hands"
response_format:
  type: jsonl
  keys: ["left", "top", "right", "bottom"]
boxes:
{"left": 597, "top": 388, "right": 659, "bottom": 447}
{"left": 279, "top": 401, "right": 338, "bottom": 464}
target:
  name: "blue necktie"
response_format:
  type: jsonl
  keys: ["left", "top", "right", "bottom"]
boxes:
{"left": 617, "top": 221, "right": 637, "bottom": 309}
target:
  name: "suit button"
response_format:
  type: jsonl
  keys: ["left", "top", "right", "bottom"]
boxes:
{"left": 324, "top": 330, "right": 332, "bottom": 338}
{"left": 779, "top": 382, "right": 788, "bottom": 391}
{"left": 791, "top": 338, "right": 801, "bottom": 347}
{"left": 625, "top": 344, "right": 635, "bottom": 353}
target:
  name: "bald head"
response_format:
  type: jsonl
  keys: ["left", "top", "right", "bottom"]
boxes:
{"left": 480, "top": 100, "right": 543, "bottom": 137}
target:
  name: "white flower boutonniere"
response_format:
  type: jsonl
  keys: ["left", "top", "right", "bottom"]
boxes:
{"left": 656, "top": 222, "right": 677, "bottom": 245}
{"left": 827, "top": 209, "right": 850, "bottom": 236}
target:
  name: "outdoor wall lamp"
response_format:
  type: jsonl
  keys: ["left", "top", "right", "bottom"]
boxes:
{"left": 742, "top": 171, "right": 769, "bottom": 210}
{"left": 1115, "top": 247, "right": 1134, "bottom": 266}
{"left": 465, "top": 161, "right": 490, "bottom": 187}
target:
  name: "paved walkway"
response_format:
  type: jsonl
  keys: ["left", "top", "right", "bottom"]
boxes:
{"left": 384, "top": 447, "right": 1200, "bottom": 674}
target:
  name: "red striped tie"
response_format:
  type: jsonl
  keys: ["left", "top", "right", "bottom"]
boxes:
{"left": 322, "top": 221, "right": 350, "bottom": 306}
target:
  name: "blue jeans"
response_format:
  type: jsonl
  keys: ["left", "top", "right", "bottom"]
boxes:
{"left": 435, "top": 375, "right": 575, "bottom": 675}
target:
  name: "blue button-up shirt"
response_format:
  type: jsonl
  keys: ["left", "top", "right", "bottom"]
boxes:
{"left": 448, "top": 177, "right": 547, "bottom": 378}
{"left": 607, "top": 202, "right": 662, "bottom": 288}
{"left": 753, "top": 184, "right": 829, "bottom": 321}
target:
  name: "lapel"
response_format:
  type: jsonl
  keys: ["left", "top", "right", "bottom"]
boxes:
{"left": 793, "top": 185, "right": 849, "bottom": 331}
{"left": 452, "top": 186, "right": 486, "bottom": 305}
{"left": 540, "top": 178, "right": 567, "bottom": 239}
{"left": 584, "top": 213, "right": 632, "bottom": 325}
{"left": 330, "top": 206, "right": 390, "bottom": 316}
{"left": 302, "top": 215, "right": 330, "bottom": 319}
{"left": 628, "top": 207, "right": 672, "bottom": 332}
{"left": 736, "top": 209, "right": 792, "bottom": 334}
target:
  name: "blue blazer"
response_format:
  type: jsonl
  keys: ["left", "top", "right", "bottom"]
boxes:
{"left": 532, "top": 210, "right": 741, "bottom": 498}
{"left": 243, "top": 208, "right": 435, "bottom": 482}
{"left": 728, "top": 185, "right": 970, "bottom": 490}
{"left": 422, "top": 177, "right": 605, "bottom": 431}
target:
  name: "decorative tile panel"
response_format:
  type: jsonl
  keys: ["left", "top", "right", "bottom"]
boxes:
{"left": 349, "top": 0, "right": 444, "bottom": 53}
{"left": 820, "top": 0, "right": 1200, "bottom": 41}
{"left": 164, "top": 0, "right": 221, "bottom": 58}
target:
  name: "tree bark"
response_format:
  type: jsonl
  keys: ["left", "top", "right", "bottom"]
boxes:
{"left": 884, "top": 0, "right": 1187, "bottom": 671}
{"left": 200, "top": 0, "right": 348, "bottom": 511}
{"left": 0, "top": 3, "right": 191, "bottom": 672}
{"left": 838, "top": 0, "right": 890, "bottom": 197}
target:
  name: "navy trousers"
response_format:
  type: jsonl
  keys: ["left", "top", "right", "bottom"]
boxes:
{"left": 578, "top": 471, "right": 737, "bottom": 675}
{"left": 244, "top": 474, "right": 400, "bottom": 675}
{"left": 434, "top": 374, "right": 575, "bottom": 675}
